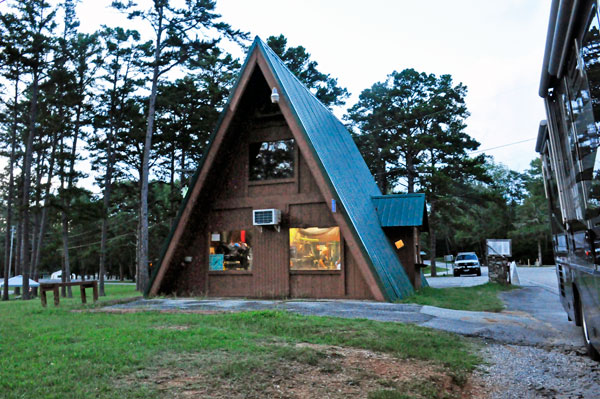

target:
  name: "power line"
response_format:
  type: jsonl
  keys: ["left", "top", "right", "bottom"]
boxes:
{"left": 63, "top": 220, "right": 169, "bottom": 251}
{"left": 469, "top": 137, "right": 536, "bottom": 155}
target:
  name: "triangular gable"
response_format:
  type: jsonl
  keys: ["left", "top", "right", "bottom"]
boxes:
{"left": 147, "top": 37, "right": 415, "bottom": 301}
{"left": 372, "top": 194, "right": 429, "bottom": 230}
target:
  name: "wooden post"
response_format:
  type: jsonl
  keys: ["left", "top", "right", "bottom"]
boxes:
{"left": 92, "top": 280, "right": 98, "bottom": 302}
{"left": 80, "top": 284, "right": 87, "bottom": 304}
{"left": 53, "top": 285, "right": 59, "bottom": 306}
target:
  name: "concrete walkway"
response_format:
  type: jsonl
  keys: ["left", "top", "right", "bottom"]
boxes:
{"left": 107, "top": 287, "right": 582, "bottom": 349}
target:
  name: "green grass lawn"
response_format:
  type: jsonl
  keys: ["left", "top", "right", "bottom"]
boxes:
{"left": 0, "top": 285, "right": 480, "bottom": 398}
{"left": 400, "top": 282, "right": 518, "bottom": 312}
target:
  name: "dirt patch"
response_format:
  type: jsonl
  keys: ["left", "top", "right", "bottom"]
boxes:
{"left": 125, "top": 343, "right": 484, "bottom": 399}
{"left": 152, "top": 325, "right": 190, "bottom": 331}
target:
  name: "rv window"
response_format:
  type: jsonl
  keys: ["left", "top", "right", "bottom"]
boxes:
{"left": 209, "top": 230, "right": 252, "bottom": 271}
{"left": 249, "top": 139, "right": 294, "bottom": 181}
{"left": 542, "top": 145, "right": 563, "bottom": 223}
{"left": 566, "top": 9, "right": 600, "bottom": 222}
{"left": 554, "top": 233, "right": 568, "bottom": 254}
{"left": 289, "top": 227, "right": 341, "bottom": 271}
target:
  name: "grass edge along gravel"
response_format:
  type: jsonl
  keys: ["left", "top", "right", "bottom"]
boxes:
{"left": 0, "top": 285, "right": 480, "bottom": 398}
{"left": 399, "top": 282, "right": 519, "bottom": 312}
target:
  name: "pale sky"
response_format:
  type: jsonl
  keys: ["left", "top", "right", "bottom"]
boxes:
{"left": 70, "top": 1, "right": 550, "bottom": 181}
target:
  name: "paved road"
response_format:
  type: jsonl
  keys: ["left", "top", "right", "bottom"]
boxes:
{"left": 427, "top": 266, "right": 490, "bottom": 288}
{"left": 426, "top": 265, "right": 558, "bottom": 292}
{"left": 516, "top": 266, "right": 559, "bottom": 294}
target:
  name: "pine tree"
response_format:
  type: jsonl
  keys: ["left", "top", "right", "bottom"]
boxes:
{"left": 112, "top": 0, "right": 247, "bottom": 292}
{"left": 12, "top": 0, "right": 57, "bottom": 299}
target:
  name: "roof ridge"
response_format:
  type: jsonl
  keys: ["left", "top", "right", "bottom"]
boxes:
{"left": 372, "top": 193, "right": 425, "bottom": 198}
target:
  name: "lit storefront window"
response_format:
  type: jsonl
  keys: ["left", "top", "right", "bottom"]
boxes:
{"left": 289, "top": 227, "right": 341, "bottom": 270}
{"left": 209, "top": 230, "right": 252, "bottom": 271}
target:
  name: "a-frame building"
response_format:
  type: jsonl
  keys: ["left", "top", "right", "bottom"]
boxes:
{"left": 147, "top": 37, "right": 426, "bottom": 301}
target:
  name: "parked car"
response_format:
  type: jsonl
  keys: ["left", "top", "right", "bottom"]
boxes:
{"left": 453, "top": 252, "right": 481, "bottom": 277}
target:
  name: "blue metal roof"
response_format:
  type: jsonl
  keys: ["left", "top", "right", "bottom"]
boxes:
{"left": 372, "top": 194, "right": 427, "bottom": 228}
{"left": 255, "top": 37, "right": 415, "bottom": 300}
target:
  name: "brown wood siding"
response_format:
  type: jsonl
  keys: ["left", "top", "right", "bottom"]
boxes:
{"left": 208, "top": 273, "right": 254, "bottom": 296}
{"left": 158, "top": 204, "right": 211, "bottom": 296}
{"left": 174, "top": 233, "right": 208, "bottom": 295}
{"left": 298, "top": 150, "right": 320, "bottom": 194}
{"left": 252, "top": 227, "right": 289, "bottom": 297}
{"left": 344, "top": 242, "right": 375, "bottom": 299}
{"left": 288, "top": 203, "right": 335, "bottom": 228}
{"left": 248, "top": 181, "right": 295, "bottom": 197}
{"left": 290, "top": 272, "right": 344, "bottom": 298}
{"left": 383, "top": 227, "right": 417, "bottom": 288}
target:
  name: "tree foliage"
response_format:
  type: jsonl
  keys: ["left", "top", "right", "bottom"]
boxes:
{"left": 266, "top": 34, "right": 349, "bottom": 108}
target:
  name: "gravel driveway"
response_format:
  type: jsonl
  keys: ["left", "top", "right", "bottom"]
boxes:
{"left": 477, "top": 343, "right": 600, "bottom": 399}
{"left": 475, "top": 268, "right": 600, "bottom": 398}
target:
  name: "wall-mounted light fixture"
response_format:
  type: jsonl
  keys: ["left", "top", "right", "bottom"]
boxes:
{"left": 270, "top": 87, "right": 280, "bottom": 103}
{"left": 184, "top": 256, "right": 193, "bottom": 263}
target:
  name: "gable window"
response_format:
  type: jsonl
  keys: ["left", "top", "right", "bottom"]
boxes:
{"left": 289, "top": 227, "right": 341, "bottom": 270}
{"left": 249, "top": 139, "right": 294, "bottom": 180}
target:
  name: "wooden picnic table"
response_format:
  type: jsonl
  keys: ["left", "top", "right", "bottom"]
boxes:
{"left": 39, "top": 280, "right": 98, "bottom": 307}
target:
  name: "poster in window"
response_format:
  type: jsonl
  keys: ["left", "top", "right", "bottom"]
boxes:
{"left": 209, "top": 254, "right": 224, "bottom": 270}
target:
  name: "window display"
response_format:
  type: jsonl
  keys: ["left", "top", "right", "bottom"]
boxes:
{"left": 289, "top": 227, "right": 340, "bottom": 270}
{"left": 209, "top": 230, "right": 252, "bottom": 271}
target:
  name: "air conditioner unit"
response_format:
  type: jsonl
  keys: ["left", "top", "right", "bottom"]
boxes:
{"left": 253, "top": 209, "right": 281, "bottom": 226}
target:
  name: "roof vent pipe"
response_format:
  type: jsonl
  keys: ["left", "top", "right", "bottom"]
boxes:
{"left": 539, "top": 0, "right": 561, "bottom": 97}
{"left": 548, "top": 0, "right": 575, "bottom": 76}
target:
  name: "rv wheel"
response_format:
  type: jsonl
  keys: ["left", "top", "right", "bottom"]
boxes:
{"left": 581, "top": 302, "right": 600, "bottom": 361}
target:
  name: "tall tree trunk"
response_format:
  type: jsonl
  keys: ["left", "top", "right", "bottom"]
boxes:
{"left": 60, "top": 94, "right": 84, "bottom": 298}
{"left": 99, "top": 127, "right": 115, "bottom": 297}
{"left": 60, "top": 208, "right": 72, "bottom": 297}
{"left": 14, "top": 223, "right": 21, "bottom": 278}
{"left": 537, "top": 238, "right": 543, "bottom": 266}
{"left": 406, "top": 154, "right": 415, "bottom": 194}
{"left": 139, "top": 8, "right": 164, "bottom": 293}
{"left": 169, "top": 143, "right": 176, "bottom": 226}
{"left": 136, "top": 214, "right": 142, "bottom": 291}
{"left": 30, "top": 147, "right": 47, "bottom": 280}
{"left": 429, "top": 200, "right": 437, "bottom": 277}
{"left": 3, "top": 73, "right": 19, "bottom": 301}
{"left": 21, "top": 69, "right": 40, "bottom": 300}
{"left": 32, "top": 130, "right": 59, "bottom": 277}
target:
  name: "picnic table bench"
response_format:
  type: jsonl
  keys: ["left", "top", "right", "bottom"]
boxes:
{"left": 40, "top": 280, "right": 98, "bottom": 307}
